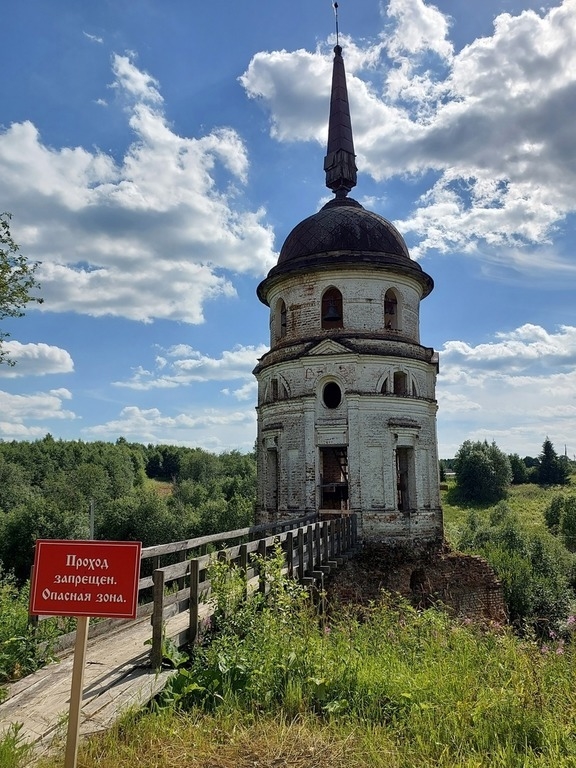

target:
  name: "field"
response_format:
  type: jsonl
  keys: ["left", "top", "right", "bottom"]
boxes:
{"left": 442, "top": 479, "right": 564, "bottom": 544}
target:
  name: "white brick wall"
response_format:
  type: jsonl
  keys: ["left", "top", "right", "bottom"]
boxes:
{"left": 255, "top": 262, "right": 442, "bottom": 543}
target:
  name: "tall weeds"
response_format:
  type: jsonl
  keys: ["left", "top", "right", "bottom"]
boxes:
{"left": 148, "top": 547, "right": 576, "bottom": 766}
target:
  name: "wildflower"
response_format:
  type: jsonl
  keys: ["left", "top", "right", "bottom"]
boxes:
{"left": 567, "top": 615, "right": 576, "bottom": 626}
{"left": 541, "top": 645, "right": 549, "bottom": 654}
{"left": 556, "top": 645, "right": 565, "bottom": 655}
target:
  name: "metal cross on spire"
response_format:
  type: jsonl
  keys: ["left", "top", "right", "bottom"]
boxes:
{"left": 333, "top": 2, "right": 339, "bottom": 46}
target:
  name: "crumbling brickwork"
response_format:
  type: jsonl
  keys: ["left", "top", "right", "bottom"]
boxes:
{"left": 325, "top": 541, "right": 507, "bottom": 624}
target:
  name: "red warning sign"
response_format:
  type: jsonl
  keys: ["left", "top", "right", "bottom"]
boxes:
{"left": 30, "top": 540, "right": 142, "bottom": 619}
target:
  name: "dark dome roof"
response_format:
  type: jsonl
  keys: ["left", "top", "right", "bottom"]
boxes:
{"left": 278, "top": 197, "right": 410, "bottom": 264}
{"left": 257, "top": 195, "right": 434, "bottom": 304}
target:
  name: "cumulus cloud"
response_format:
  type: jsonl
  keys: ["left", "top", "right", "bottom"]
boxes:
{"left": 114, "top": 343, "right": 268, "bottom": 391}
{"left": 437, "top": 323, "right": 576, "bottom": 456}
{"left": 0, "top": 388, "right": 76, "bottom": 439}
{"left": 0, "top": 54, "right": 277, "bottom": 325}
{"left": 0, "top": 342, "right": 74, "bottom": 378}
{"left": 84, "top": 405, "right": 256, "bottom": 452}
{"left": 441, "top": 324, "right": 576, "bottom": 371}
{"left": 240, "top": 0, "right": 576, "bottom": 270}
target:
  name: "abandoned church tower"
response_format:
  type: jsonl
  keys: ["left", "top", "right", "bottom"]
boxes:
{"left": 254, "top": 42, "right": 443, "bottom": 544}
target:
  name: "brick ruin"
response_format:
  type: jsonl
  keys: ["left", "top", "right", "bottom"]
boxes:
{"left": 325, "top": 541, "right": 507, "bottom": 624}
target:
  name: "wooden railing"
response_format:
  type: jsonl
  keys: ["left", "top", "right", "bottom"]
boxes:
{"left": 149, "top": 514, "right": 358, "bottom": 669}
{"left": 34, "top": 514, "right": 318, "bottom": 654}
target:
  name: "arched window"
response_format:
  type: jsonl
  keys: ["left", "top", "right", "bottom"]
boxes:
{"left": 321, "top": 288, "right": 343, "bottom": 330}
{"left": 273, "top": 299, "right": 287, "bottom": 342}
{"left": 393, "top": 371, "right": 408, "bottom": 396}
{"left": 384, "top": 289, "right": 398, "bottom": 330}
{"left": 380, "top": 378, "right": 389, "bottom": 394}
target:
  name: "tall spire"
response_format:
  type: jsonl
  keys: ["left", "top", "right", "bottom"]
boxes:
{"left": 324, "top": 43, "right": 357, "bottom": 198}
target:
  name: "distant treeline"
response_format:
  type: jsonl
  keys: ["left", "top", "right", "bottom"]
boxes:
{"left": 0, "top": 436, "right": 256, "bottom": 581}
{"left": 441, "top": 444, "right": 574, "bottom": 487}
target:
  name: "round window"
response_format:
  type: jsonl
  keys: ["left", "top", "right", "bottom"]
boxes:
{"left": 323, "top": 382, "right": 342, "bottom": 409}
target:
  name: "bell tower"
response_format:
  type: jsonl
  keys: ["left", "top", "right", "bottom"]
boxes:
{"left": 254, "top": 43, "right": 442, "bottom": 544}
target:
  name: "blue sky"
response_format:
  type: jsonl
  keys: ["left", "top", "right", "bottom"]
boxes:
{"left": 1, "top": 0, "right": 575, "bottom": 460}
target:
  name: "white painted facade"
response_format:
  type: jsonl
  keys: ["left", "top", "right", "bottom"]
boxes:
{"left": 254, "top": 260, "right": 443, "bottom": 542}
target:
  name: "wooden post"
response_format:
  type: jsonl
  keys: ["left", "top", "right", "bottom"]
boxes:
{"left": 64, "top": 616, "right": 90, "bottom": 768}
{"left": 258, "top": 539, "right": 267, "bottom": 595}
{"left": 329, "top": 519, "right": 336, "bottom": 559}
{"left": 239, "top": 543, "right": 249, "bottom": 598}
{"left": 314, "top": 524, "right": 322, "bottom": 568}
{"left": 322, "top": 522, "right": 329, "bottom": 566}
{"left": 151, "top": 569, "right": 165, "bottom": 670}
{"left": 286, "top": 531, "right": 294, "bottom": 579}
{"left": 297, "top": 527, "right": 305, "bottom": 582}
{"left": 345, "top": 516, "right": 352, "bottom": 552}
{"left": 177, "top": 549, "right": 187, "bottom": 590}
{"left": 306, "top": 525, "right": 314, "bottom": 575}
{"left": 189, "top": 559, "right": 200, "bottom": 646}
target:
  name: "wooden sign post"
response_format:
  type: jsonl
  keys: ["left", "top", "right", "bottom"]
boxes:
{"left": 30, "top": 540, "right": 142, "bottom": 768}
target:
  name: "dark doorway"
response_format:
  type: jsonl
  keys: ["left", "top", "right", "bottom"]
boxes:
{"left": 320, "top": 447, "right": 348, "bottom": 510}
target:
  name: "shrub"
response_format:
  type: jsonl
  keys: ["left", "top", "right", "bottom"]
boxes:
{"left": 454, "top": 440, "right": 512, "bottom": 504}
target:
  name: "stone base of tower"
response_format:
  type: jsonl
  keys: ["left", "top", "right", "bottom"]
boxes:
{"left": 324, "top": 540, "right": 507, "bottom": 625}
{"left": 360, "top": 507, "right": 443, "bottom": 543}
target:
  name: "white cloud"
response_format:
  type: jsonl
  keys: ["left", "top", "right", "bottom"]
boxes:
{"left": 437, "top": 323, "right": 576, "bottom": 456}
{"left": 0, "top": 342, "right": 74, "bottom": 378}
{"left": 441, "top": 324, "right": 576, "bottom": 371}
{"left": 384, "top": 0, "right": 454, "bottom": 60}
{"left": 114, "top": 343, "right": 268, "bottom": 390}
{"left": 83, "top": 32, "right": 103, "bottom": 44}
{"left": 84, "top": 405, "right": 256, "bottom": 452}
{"left": 222, "top": 380, "right": 258, "bottom": 401}
{"left": 240, "top": 0, "right": 576, "bottom": 271}
{"left": 0, "top": 54, "right": 277, "bottom": 325}
{"left": 0, "top": 388, "right": 77, "bottom": 439}
{"left": 111, "top": 54, "right": 163, "bottom": 103}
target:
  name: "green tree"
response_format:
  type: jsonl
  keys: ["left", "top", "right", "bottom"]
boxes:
{"left": 508, "top": 453, "right": 529, "bottom": 485}
{"left": 559, "top": 497, "right": 576, "bottom": 552}
{"left": 0, "top": 497, "right": 87, "bottom": 581}
{"left": 454, "top": 440, "right": 512, "bottom": 504}
{"left": 0, "top": 213, "right": 43, "bottom": 365}
{"left": 545, "top": 494, "right": 576, "bottom": 551}
{"left": 544, "top": 494, "right": 565, "bottom": 535}
{"left": 538, "top": 438, "right": 570, "bottom": 486}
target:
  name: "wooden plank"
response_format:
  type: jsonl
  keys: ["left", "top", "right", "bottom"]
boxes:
{"left": 189, "top": 558, "right": 200, "bottom": 646}
{"left": 150, "top": 569, "right": 165, "bottom": 670}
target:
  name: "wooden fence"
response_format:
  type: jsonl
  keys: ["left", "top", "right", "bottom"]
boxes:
{"left": 33, "top": 513, "right": 356, "bottom": 658}
{"left": 149, "top": 514, "right": 358, "bottom": 669}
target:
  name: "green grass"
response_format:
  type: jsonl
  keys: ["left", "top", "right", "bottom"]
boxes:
{"left": 0, "top": 571, "right": 75, "bottom": 690}
{"left": 442, "top": 480, "right": 573, "bottom": 545}
{"left": 18, "top": 483, "right": 576, "bottom": 767}
{"left": 36, "top": 597, "right": 576, "bottom": 768}
{"left": 144, "top": 477, "right": 173, "bottom": 497}
{"left": 34, "top": 543, "right": 576, "bottom": 768}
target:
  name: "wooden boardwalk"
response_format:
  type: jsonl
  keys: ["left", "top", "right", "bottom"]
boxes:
{"left": 0, "top": 610, "right": 189, "bottom": 759}
{"left": 0, "top": 514, "right": 358, "bottom": 760}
